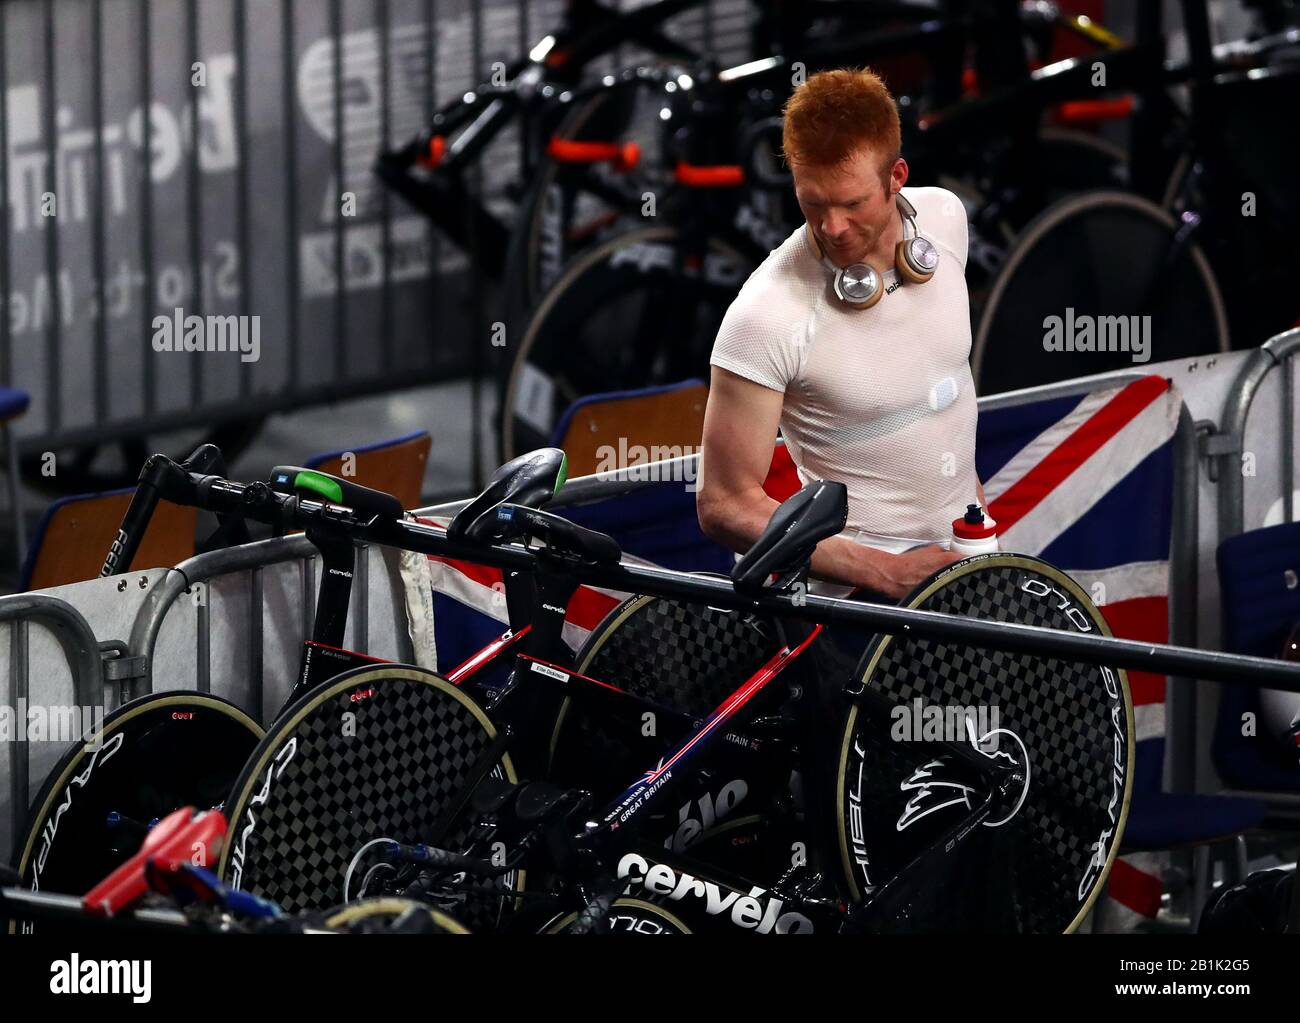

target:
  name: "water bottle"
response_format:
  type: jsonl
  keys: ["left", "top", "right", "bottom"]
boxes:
{"left": 949, "top": 503, "right": 999, "bottom": 556}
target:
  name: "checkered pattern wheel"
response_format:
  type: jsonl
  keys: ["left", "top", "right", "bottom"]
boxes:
{"left": 835, "top": 554, "right": 1133, "bottom": 933}
{"left": 549, "top": 596, "right": 782, "bottom": 794}
{"left": 217, "top": 666, "right": 518, "bottom": 932}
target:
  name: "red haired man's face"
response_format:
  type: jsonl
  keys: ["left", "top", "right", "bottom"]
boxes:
{"left": 792, "top": 145, "right": 906, "bottom": 267}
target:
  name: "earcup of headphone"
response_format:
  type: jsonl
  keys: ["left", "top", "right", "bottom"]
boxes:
{"left": 895, "top": 236, "right": 938, "bottom": 284}
{"left": 833, "top": 264, "right": 884, "bottom": 309}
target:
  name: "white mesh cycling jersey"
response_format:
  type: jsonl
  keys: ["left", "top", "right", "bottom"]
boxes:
{"left": 710, "top": 185, "right": 980, "bottom": 555}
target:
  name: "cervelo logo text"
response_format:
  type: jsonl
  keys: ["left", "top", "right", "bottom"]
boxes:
{"left": 50, "top": 954, "right": 151, "bottom": 1003}
{"left": 617, "top": 852, "right": 812, "bottom": 934}
{"left": 666, "top": 779, "right": 748, "bottom": 853}
{"left": 229, "top": 738, "right": 298, "bottom": 891}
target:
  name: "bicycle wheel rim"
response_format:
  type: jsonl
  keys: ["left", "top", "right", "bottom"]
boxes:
{"left": 834, "top": 553, "right": 1134, "bottom": 933}
{"left": 322, "top": 897, "right": 471, "bottom": 934}
{"left": 8, "top": 692, "right": 262, "bottom": 933}
{"left": 217, "top": 665, "right": 520, "bottom": 930}
{"left": 543, "top": 897, "right": 693, "bottom": 934}
{"left": 972, "top": 190, "right": 1229, "bottom": 394}
{"left": 500, "top": 225, "right": 753, "bottom": 461}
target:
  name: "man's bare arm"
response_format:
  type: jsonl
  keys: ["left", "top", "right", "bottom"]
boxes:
{"left": 697, "top": 367, "right": 957, "bottom": 597}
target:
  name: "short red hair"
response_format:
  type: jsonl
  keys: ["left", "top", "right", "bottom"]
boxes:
{"left": 782, "top": 68, "right": 901, "bottom": 179}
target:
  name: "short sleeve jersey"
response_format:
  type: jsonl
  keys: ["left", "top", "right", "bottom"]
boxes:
{"left": 709, "top": 185, "right": 979, "bottom": 553}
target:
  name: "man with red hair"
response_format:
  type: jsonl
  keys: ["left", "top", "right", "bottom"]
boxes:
{"left": 697, "top": 68, "right": 988, "bottom": 599}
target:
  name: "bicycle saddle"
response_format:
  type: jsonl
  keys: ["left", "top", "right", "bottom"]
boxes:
{"left": 731, "top": 480, "right": 848, "bottom": 595}
{"left": 447, "top": 448, "right": 568, "bottom": 543}
{"left": 483, "top": 504, "right": 622, "bottom": 566}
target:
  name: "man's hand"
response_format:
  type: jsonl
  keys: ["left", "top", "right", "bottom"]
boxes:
{"left": 872, "top": 544, "right": 964, "bottom": 600}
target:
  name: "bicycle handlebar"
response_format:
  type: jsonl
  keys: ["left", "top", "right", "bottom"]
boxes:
{"left": 138, "top": 453, "right": 1300, "bottom": 692}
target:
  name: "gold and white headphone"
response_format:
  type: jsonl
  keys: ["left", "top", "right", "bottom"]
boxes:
{"left": 810, "top": 192, "right": 939, "bottom": 310}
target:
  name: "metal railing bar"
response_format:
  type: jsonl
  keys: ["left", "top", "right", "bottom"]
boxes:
{"left": 42, "top": 0, "right": 60, "bottom": 432}
{"left": 331, "top": 0, "right": 346, "bottom": 381}
{"left": 235, "top": 0, "right": 252, "bottom": 402}
{"left": 91, "top": 0, "right": 107, "bottom": 424}
{"left": 283, "top": 0, "right": 301, "bottom": 388}
{"left": 140, "top": 0, "right": 156, "bottom": 417}
{"left": 379, "top": 0, "right": 393, "bottom": 373}
{"left": 0, "top": 4, "right": 11, "bottom": 389}
{"left": 186, "top": 0, "right": 202, "bottom": 408}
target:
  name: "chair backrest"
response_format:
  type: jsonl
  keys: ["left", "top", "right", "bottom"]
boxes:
{"left": 550, "top": 380, "right": 706, "bottom": 480}
{"left": 1211, "top": 521, "right": 1300, "bottom": 789}
{"left": 22, "top": 489, "right": 197, "bottom": 591}
{"left": 304, "top": 431, "right": 432, "bottom": 512}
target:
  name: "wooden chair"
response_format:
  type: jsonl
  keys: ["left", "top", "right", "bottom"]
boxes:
{"left": 550, "top": 380, "right": 707, "bottom": 479}
{"left": 21, "top": 489, "right": 197, "bottom": 591}
{"left": 304, "top": 431, "right": 432, "bottom": 511}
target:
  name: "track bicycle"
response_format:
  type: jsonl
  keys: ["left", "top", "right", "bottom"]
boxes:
{"left": 117, "top": 456, "right": 1146, "bottom": 933}
{"left": 10, "top": 447, "right": 771, "bottom": 931}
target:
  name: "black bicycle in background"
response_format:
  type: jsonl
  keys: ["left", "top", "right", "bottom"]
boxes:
{"left": 971, "top": 3, "right": 1300, "bottom": 392}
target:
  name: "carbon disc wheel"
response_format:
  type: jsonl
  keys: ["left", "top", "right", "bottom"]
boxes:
{"left": 835, "top": 553, "right": 1134, "bottom": 933}
{"left": 216, "top": 665, "right": 520, "bottom": 933}
{"left": 8, "top": 691, "right": 263, "bottom": 934}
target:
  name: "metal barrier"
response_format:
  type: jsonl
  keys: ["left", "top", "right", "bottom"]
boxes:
{"left": 125, "top": 534, "right": 413, "bottom": 724}
{"left": 1214, "top": 327, "right": 1300, "bottom": 540}
{"left": 0, "top": 592, "right": 105, "bottom": 863}
{"left": 1198, "top": 326, "right": 1300, "bottom": 806}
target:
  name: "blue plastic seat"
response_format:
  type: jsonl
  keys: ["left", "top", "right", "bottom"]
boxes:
{"left": 1211, "top": 521, "right": 1300, "bottom": 792}
{"left": 1122, "top": 739, "right": 1266, "bottom": 851}
{"left": 0, "top": 387, "right": 29, "bottom": 421}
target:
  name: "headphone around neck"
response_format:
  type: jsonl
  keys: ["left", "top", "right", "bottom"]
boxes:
{"left": 811, "top": 192, "right": 939, "bottom": 310}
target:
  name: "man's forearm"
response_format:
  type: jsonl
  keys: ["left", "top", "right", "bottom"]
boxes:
{"left": 701, "top": 487, "right": 897, "bottom": 593}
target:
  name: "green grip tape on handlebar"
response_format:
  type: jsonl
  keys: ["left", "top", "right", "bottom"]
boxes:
{"left": 555, "top": 453, "right": 568, "bottom": 496}
{"left": 291, "top": 470, "right": 344, "bottom": 504}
